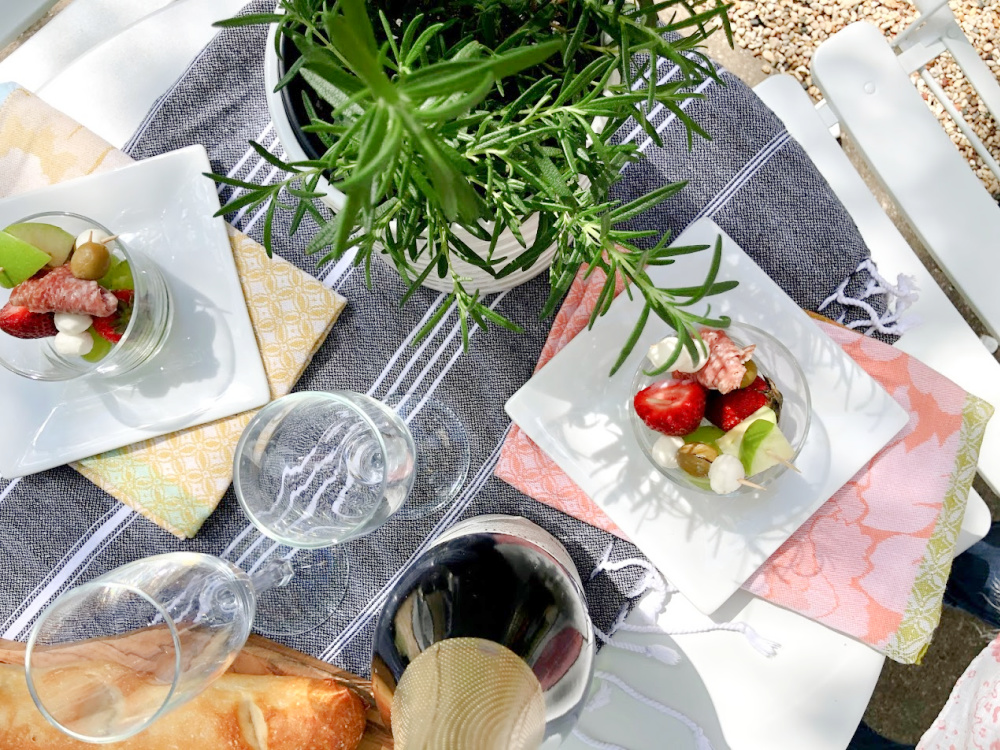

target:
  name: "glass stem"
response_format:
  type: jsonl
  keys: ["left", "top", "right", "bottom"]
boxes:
{"left": 250, "top": 559, "right": 295, "bottom": 593}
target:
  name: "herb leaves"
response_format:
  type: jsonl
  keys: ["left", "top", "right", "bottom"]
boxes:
{"left": 212, "top": 0, "right": 735, "bottom": 370}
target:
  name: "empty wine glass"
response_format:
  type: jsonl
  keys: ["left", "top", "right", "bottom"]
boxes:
{"left": 232, "top": 390, "right": 469, "bottom": 635}
{"left": 24, "top": 552, "right": 255, "bottom": 743}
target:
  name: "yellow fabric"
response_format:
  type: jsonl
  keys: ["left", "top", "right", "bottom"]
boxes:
{"left": 0, "top": 87, "right": 346, "bottom": 538}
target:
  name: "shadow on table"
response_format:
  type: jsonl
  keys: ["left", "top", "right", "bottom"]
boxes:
{"left": 562, "top": 623, "right": 732, "bottom": 750}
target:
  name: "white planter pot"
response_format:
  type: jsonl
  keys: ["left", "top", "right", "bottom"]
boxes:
{"left": 263, "top": 32, "right": 557, "bottom": 294}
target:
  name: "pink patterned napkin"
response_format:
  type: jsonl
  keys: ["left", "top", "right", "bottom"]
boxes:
{"left": 496, "top": 271, "right": 993, "bottom": 663}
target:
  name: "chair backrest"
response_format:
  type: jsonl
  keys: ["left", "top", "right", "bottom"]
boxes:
{"left": 811, "top": 21, "right": 1000, "bottom": 344}
{"left": 754, "top": 15, "right": 1000, "bottom": 506}
{"left": 893, "top": 0, "right": 1000, "bottom": 183}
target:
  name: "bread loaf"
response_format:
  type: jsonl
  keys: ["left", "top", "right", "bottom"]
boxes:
{"left": 0, "top": 664, "right": 367, "bottom": 750}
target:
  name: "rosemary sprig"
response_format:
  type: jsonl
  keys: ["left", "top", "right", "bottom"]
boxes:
{"left": 211, "top": 0, "right": 737, "bottom": 368}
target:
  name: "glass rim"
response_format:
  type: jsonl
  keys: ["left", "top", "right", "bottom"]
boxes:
{"left": 631, "top": 321, "right": 812, "bottom": 495}
{"left": 233, "top": 390, "right": 393, "bottom": 549}
{"left": 0, "top": 211, "right": 147, "bottom": 380}
{"left": 23, "top": 580, "right": 182, "bottom": 744}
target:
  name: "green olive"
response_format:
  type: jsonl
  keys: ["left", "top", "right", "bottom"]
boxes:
{"left": 677, "top": 442, "right": 719, "bottom": 478}
{"left": 70, "top": 241, "right": 111, "bottom": 280}
{"left": 740, "top": 360, "right": 759, "bottom": 389}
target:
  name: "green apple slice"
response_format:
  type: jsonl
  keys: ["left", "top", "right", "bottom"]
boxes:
{"left": 740, "top": 419, "right": 794, "bottom": 476}
{"left": 683, "top": 425, "right": 725, "bottom": 447}
{"left": 716, "top": 406, "right": 777, "bottom": 457}
{"left": 98, "top": 257, "right": 133, "bottom": 291}
{"left": 81, "top": 327, "right": 113, "bottom": 362}
{"left": 4, "top": 222, "right": 75, "bottom": 267}
{"left": 0, "top": 230, "right": 52, "bottom": 288}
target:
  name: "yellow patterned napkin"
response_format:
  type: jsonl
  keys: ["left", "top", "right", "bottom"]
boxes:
{"left": 0, "top": 87, "right": 346, "bottom": 538}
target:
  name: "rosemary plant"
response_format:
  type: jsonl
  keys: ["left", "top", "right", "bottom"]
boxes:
{"left": 214, "top": 0, "right": 738, "bottom": 373}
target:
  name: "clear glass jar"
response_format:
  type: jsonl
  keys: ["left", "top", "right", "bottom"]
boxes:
{"left": 630, "top": 322, "right": 812, "bottom": 496}
{"left": 0, "top": 211, "right": 171, "bottom": 380}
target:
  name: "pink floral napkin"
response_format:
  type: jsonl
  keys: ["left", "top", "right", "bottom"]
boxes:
{"left": 496, "top": 269, "right": 993, "bottom": 663}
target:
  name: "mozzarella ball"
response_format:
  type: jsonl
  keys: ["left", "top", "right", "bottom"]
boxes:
{"left": 54, "top": 330, "right": 94, "bottom": 357}
{"left": 651, "top": 435, "right": 685, "bottom": 470}
{"left": 647, "top": 336, "right": 710, "bottom": 374}
{"left": 709, "top": 454, "right": 746, "bottom": 495}
{"left": 74, "top": 228, "right": 111, "bottom": 250}
{"left": 54, "top": 312, "right": 92, "bottom": 335}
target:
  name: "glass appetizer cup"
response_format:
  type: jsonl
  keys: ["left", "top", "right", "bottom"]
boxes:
{"left": 0, "top": 211, "right": 171, "bottom": 381}
{"left": 629, "top": 322, "right": 811, "bottom": 496}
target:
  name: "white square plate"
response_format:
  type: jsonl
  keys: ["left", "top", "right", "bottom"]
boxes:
{"left": 505, "top": 219, "right": 909, "bottom": 614}
{"left": 0, "top": 145, "right": 270, "bottom": 477}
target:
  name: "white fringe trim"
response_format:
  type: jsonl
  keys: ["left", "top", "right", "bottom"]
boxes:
{"left": 591, "top": 554, "right": 781, "bottom": 656}
{"left": 581, "top": 550, "right": 787, "bottom": 750}
{"left": 572, "top": 728, "right": 633, "bottom": 750}
{"left": 595, "top": 623, "right": 683, "bottom": 665}
{"left": 818, "top": 259, "right": 919, "bottom": 335}
{"left": 616, "top": 620, "right": 782, "bottom": 658}
{"left": 578, "top": 671, "right": 715, "bottom": 750}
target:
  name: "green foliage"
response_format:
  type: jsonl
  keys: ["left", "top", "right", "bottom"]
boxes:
{"left": 212, "top": 0, "right": 736, "bottom": 371}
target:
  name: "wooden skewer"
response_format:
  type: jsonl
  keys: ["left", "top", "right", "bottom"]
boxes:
{"left": 768, "top": 451, "right": 800, "bottom": 473}
{"left": 738, "top": 478, "right": 766, "bottom": 490}
{"left": 99, "top": 234, "right": 119, "bottom": 244}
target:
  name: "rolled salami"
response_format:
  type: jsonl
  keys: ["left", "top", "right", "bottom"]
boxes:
{"left": 9, "top": 266, "right": 117, "bottom": 317}
{"left": 675, "top": 329, "right": 755, "bottom": 394}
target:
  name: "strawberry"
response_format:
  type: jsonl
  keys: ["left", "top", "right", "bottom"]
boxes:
{"left": 705, "top": 388, "right": 768, "bottom": 431}
{"left": 92, "top": 289, "right": 134, "bottom": 344}
{"left": 743, "top": 374, "right": 783, "bottom": 419}
{"left": 0, "top": 303, "right": 57, "bottom": 339}
{"left": 634, "top": 380, "right": 707, "bottom": 437}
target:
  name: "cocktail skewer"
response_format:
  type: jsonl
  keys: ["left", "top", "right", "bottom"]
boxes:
{"left": 768, "top": 451, "right": 800, "bottom": 473}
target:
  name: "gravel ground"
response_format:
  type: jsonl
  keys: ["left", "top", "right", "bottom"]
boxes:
{"left": 728, "top": 0, "right": 1000, "bottom": 197}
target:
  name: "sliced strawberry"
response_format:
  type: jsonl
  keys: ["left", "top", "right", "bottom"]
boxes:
{"left": 634, "top": 380, "right": 707, "bottom": 437}
{"left": 742, "top": 375, "right": 783, "bottom": 419}
{"left": 705, "top": 388, "right": 768, "bottom": 431}
{"left": 112, "top": 289, "right": 134, "bottom": 303}
{"left": 0, "top": 303, "right": 57, "bottom": 339}
{"left": 92, "top": 289, "right": 134, "bottom": 344}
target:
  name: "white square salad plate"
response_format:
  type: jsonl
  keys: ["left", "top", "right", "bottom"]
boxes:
{"left": 0, "top": 145, "right": 270, "bottom": 478}
{"left": 505, "top": 219, "right": 909, "bottom": 614}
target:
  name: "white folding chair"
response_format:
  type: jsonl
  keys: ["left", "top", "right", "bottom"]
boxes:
{"left": 753, "top": 10, "right": 1000, "bottom": 552}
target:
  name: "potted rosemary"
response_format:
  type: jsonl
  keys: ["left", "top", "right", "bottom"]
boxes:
{"left": 214, "top": 0, "right": 737, "bottom": 372}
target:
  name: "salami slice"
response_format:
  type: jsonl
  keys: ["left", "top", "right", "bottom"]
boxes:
{"left": 676, "top": 329, "right": 755, "bottom": 394}
{"left": 9, "top": 266, "right": 118, "bottom": 317}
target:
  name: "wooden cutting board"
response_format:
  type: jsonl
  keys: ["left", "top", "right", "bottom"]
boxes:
{"left": 0, "top": 634, "right": 394, "bottom": 750}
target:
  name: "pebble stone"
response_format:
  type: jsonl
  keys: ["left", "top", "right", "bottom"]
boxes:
{"left": 728, "top": 0, "right": 1000, "bottom": 197}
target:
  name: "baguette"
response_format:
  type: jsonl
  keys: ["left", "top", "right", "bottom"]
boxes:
{"left": 0, "top": 663, "right": 366, "bottom": 750}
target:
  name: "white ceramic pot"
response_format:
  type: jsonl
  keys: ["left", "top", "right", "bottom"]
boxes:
{"left": 263, "top": 32, "right": 557, "bottom": 294}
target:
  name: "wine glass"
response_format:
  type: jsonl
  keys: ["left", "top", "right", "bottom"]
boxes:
{"left": 24, "top": 552, "right": 254, "bottom": 743}
{"left": 232, "top": 390, "right": 469, "bottom": 635}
